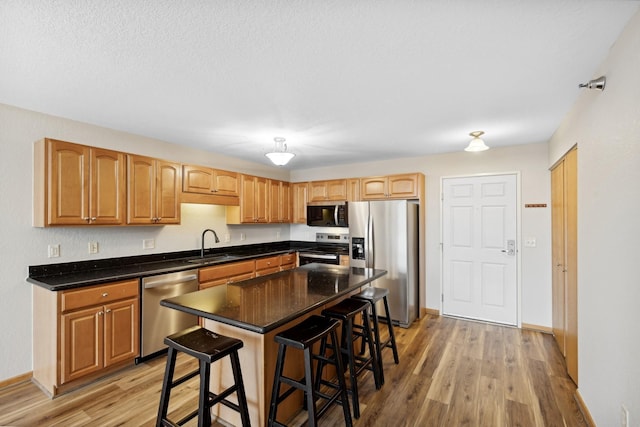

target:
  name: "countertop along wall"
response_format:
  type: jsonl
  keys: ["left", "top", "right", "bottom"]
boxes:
{"left": 548, "top": 9, "right": 640, "bottom": 426}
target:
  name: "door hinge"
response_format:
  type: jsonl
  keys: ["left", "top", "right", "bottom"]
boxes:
{"left": 441, "top": 294, "right": 444, "bottom": 302}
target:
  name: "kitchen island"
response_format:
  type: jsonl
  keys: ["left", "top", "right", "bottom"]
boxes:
{"left": 161, "top": 263, "right": 387, "bottom": 426}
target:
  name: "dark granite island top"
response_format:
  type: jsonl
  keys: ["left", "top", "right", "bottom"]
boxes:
{"left": 160, "top": 263, "right": 387, "bottom": 426}
{"left": 161, "top": 263, "right": 387, "bottom": 334}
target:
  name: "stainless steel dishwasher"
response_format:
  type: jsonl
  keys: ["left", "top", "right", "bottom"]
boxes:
{"left": 140, "top": 269, "right": 199, "bottom": 361}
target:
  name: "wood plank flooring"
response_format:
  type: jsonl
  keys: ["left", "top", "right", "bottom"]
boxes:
{"left": 0, "top": 314, "right": 587, "bottom": 426}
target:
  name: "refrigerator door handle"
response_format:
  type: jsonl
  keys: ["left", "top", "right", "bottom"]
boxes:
{"left": 368, "top": 214, "right": 375, "bottom": 268}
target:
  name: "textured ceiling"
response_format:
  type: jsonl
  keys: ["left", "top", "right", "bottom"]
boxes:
{"left": 1, "top": 1, "right": 638, "bottom": 169}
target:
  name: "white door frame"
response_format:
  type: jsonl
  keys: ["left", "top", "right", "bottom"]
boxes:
{"left": 439, "top": 172, "right": 522, "bottom": 327}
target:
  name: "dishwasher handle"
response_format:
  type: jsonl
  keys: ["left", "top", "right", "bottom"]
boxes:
{"left": 143, "top": 274, "right": 198, "bottom": 289}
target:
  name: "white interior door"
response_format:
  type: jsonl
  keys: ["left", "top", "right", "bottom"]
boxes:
{"left": 442, "top": 174, "right": 518, "bottom": 325}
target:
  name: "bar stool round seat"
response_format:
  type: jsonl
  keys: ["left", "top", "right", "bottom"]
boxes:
{"left": 352, "top": 286, "right": 400, "bottom": 385}
{"left": 321, "top": 298, "right": 382, "bottom": 419}
{"left": 156, "top": 325, "right": 251, "bottom": 427}
{"left": 268, "top": 314, "right": 352, "bottom": 427}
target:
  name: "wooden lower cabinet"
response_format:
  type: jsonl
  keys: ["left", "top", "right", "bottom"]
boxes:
{"left": 255, "top": 255, "right": 281, "bottom": 277}
{"left": 199, "top": 260, "right": 256, "bottom": 289}
{"left": 33, "top": 279, "right": 140, "bottom": 397}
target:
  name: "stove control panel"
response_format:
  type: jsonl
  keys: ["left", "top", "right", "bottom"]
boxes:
{"left": 316, "top": 233, "right": 349, "bottom": 243}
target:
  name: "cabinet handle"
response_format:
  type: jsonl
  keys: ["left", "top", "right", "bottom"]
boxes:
{"left": 97, "top": 311, "right": 104, "bottom": 316}
{"left": 83, "top": 217, "right": 90, "bottom": 223}
{"left": 105, "top": 309, "right": 111, "bottom": 313}
{"left": 102, "top": 292, "right": 108, "bottom": 297}
{"left": 90, "top": 217, "right": 97, "bottom": 222}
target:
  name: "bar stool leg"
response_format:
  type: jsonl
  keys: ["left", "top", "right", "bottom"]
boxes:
{"left": 230, "top": 351, "right": 251, "bottom": 427}
{"left": 362, "top": 310, "right": 382, "bottom": 390}
{"left": 157, "top": 347, "right": 177, "bottom": 427}
{"left": 197, "top": 360, "right": 211, "bottom": 427}
{"left": 342, "top": 318, "right": 362, "bottom": 418}
{"left": 303, "top": 347, "right": 319, "bottom": 427}
{"left": 383, "top": 296, "right": 400, "bottom": 364}
{"left": 268, "top": 344, "right": 287, "bottom": 425}
{"left": 331, "top": 328, "right": 353, "bottom": 427}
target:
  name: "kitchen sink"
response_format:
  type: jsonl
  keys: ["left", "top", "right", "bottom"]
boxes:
{"left": 186, "top": 254, "right": 243, "bottom": 265}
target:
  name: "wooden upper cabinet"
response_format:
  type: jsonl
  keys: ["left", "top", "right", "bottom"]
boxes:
{"left": 182, "top": 165, "right": 238, "bottom": 197}
{"left": 292, "top": 182, "right": 308, "bottom": 224}
{"left": 33, "top": 138, "right": 126, "bottom": 226}
{"left": 347, "top": 178, "right": 360, "bottom": 202}
{"left": 308, "top": 179, "right": 348, "bottom": 202}
{"left": 226, "top": 174, "right": 268, "bottom": 224}
{"left": 361, "top": 173, "right": 420, "bottom": 200}
{"left": 127, "top": 155, "right": 181, "bottom": 225}
{"left": 268, "top": 179, "right": 291, "bottom": 223}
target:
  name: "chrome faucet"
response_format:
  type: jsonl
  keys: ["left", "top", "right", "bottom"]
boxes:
{"left": 201, "top": 229, "right": 220, "bottom": 258}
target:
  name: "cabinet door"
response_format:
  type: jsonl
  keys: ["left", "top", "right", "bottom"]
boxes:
{"left": 61, "top": 306, "right": 103, "bottom": 384}
{"left": 268, "top": 180, "right": 281, "bottom": 223}
{"left": 127, "top": 155, "right": 155, "bottom": 224}
{"left": 308, "top": 181, "right": 328, "bottom": 202}
{"left": 347, "top": 178, "right": 360, "bottom": 202}
{"left": 213, "top": 169, "right": 239, "bottom": 197}
{"left": 361, "top": 177, "right": 388, "bottom": 200}
{"left": 240, "top": 175, "right": 258, "bottom": 223}
{"left": 254, "top": 176, "right": 268, "bottom": 223}
{"left": 104, "top": 298, "right": 139, "bottom": 366}
{"left": 90, "top": 148, "right": 126, "bottom": 224}
{"left": 325, "top": 179, "right": 347, "bottom": 200}
{"left": 292, "top": 182, "right": 308, "bottom": 224}
{"left": 183, "top": 165, "right": 214, "bottom": 194}
{"left": 128, "top": 156, "right": 180, "bottom": 224}
{"left": 387, "top": 173, "right": 419, "bottom": 199}
{"left": 280, "top": 181, "right": 291, "bottom": 223}
{"left": 156, "top": 160, "right": 181, "bottom": 224}
{"left": 48, "top": 140, "right": 90, "bottom": 225}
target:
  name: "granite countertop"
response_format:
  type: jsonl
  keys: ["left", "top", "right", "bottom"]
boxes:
{"left": 160, "top": 264, "right": 387, "bottom": 334}
{"left": 27, "top": 241, "right": 322, "bottom": 291}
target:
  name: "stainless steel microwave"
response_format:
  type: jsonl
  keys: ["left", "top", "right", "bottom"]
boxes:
{"left": 306, "top": 202, "right": 348, "bottom": 227}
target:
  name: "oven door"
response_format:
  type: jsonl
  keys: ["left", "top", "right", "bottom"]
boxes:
{"left": 299, "top": 252, "right": 340, "bottom": 265}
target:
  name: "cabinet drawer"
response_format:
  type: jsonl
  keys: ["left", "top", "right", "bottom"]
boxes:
{"left": 199, "top": 260, "right": 255, "bottom": 283}
{"left": 255, "top": 266, "right": 280, "bottom": 277}
{"left": 255, "top": 255, "right": 280, "bottom": 271}
{"left": 61, "top": 279, "right": 139, "bottom": 312}
{"left": 280, "top": 253, "right": 296, "bottom": 266}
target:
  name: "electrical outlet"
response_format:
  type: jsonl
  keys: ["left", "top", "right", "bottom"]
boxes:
{"left": 48, "top": 244, "right": 60, "bottom": 258}
{"left": 621, "top": 405, "right": 629, "bottom": 427}
{"left": 224, "top": 234, "right": 231, "bottom": 242}
{"left": 88, "top": 241, "right": 99, "bottom": 254}
{"left": 276, "top": 231, "right": 281, "bottom": 239}
{"left": 240, "top": 233, "right": 246, "bottom": 241}
{"left": 142, "top": 238, "right": 155, "bottom": 249}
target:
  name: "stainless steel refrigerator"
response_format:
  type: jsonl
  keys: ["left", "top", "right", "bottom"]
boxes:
{"left": 349, "top": 200, "right": 419, "bottom": 327}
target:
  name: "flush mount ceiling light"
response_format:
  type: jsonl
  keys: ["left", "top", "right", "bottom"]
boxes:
{"left": 265, "top": 137, "right": 295, "bottom": 166}
{"left": 465, "top": 131, "right": 490, "bottom": 152}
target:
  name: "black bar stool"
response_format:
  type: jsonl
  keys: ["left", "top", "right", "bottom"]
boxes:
{"left": 321, "top": 298, "right": 382, "bottom": 419}
{"left": 352, "top": 286, "right": 400, "bottom": 385}
{"left": 268, "top": 315, "right": 352, "bottom": 427}
{"left": 157, "top": 326, "right": 251, "bottom": 427}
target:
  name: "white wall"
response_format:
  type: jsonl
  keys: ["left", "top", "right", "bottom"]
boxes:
{"left": 548, "top": 10, "right": 640, "bottom": 426}
{"left": 0, "top": 103, "right": 290, "bottom": 382}
{"left": 291, "top": 141, "right": 552, "bottom": 328}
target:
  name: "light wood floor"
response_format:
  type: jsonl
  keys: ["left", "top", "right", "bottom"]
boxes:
{"left": 0, "top": 314, "right": 587, "bottom": 426}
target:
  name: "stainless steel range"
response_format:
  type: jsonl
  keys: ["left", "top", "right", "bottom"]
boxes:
{"left": 299, "top": 233, "right": 349, "bottom": 265}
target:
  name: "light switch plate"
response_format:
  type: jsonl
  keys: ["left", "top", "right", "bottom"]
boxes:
{"left": 525, "top": 238, "right": 537, "bottom": 247}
